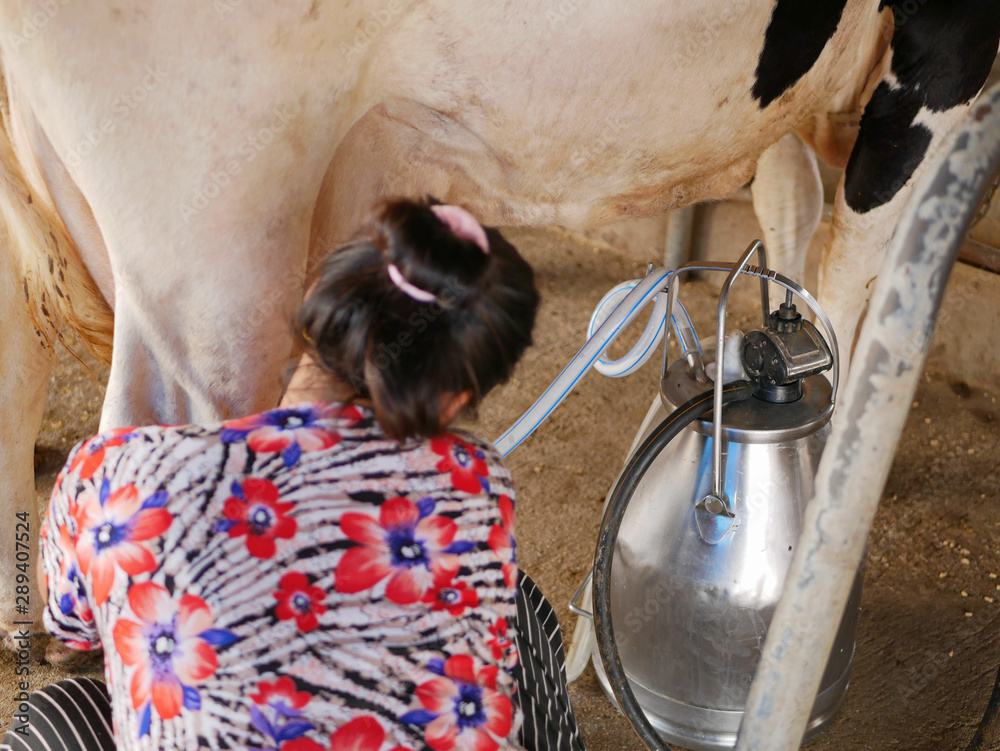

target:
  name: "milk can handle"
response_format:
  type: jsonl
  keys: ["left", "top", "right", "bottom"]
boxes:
{"left": 709, "top": 240, "right": 767, "bottom": 504}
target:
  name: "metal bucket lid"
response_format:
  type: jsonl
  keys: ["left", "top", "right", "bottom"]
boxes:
{"left": 659, "top": 353, "right": 833, "bottom": 444}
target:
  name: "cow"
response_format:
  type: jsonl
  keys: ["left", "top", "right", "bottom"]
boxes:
{"left": 0, "top": 0, "right": 997, "bottom": 649}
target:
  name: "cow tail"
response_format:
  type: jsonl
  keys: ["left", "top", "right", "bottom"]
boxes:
{"left": 0, "top": 73, "right": 114, "bottom": 364}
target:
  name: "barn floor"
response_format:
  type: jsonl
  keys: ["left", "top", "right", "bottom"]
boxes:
{"left": 2, "top": 220, "right": 999, "bottom": 751}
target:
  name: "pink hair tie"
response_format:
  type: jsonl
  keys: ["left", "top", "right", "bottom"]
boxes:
{"left": 386, "top": 263, "right": 438, "bottom": 303}
{"left": 431, "top": 204, "right": 490, "bottom": 254}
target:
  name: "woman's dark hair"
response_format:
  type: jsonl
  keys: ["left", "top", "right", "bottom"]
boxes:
{"left": 297, "top": 198, "right": 539, "bottom": 441}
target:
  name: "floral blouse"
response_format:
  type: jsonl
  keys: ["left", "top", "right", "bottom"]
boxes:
{"left": 41, "top": 403, "right": 521, "bottom": 751}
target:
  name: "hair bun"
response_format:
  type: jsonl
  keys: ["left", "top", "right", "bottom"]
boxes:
{"left": 298, "top": 197, "right": 538, "bottom": 441}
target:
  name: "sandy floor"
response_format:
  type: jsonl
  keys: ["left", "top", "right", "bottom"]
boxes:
{"left": 2, "top": 222, "right": 999, "bottom": 750}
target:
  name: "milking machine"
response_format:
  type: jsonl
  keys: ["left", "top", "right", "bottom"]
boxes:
{"left": 496, "top": 81, "right": 1000, "bottom": 751}
{"left": 496, "top": 240, "right": 862, "bottom": 751}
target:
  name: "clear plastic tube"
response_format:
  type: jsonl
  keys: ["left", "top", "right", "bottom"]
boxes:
{"left": 495, "top": 268, "right": 698, "bottom": 456}
{"left": 586, "top": 281, "right": 667, "bottom": 377}
{"left": 672, "top": 305, "right": 701, "bottom": 362}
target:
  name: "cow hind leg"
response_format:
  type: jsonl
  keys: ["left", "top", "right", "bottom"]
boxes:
{"left": 818, "top": 0, "right": 1000, "bottom": 372}
{"left": 0, "top": 231, "right": 52, "bottom": 639}
{"left": 0, "top": 74, "right": 113, "bottom": 643}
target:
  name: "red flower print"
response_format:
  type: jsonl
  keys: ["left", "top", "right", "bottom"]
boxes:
{"left": 328, "top": 716, "right": 413, "bottom": 751}
{"left": 221, "top": 405, "right": 339, "bottom": 467}
{"left": 274, "top": 572, "right": 328, "bottom": 632}
{"left": 220, "top": 478, "right": 297, "bottom": 559}
{"left": 334, "top": 404, "right": 366, "bottom": 427}
{"left": 250, "top": 676, "right": 313, "bottom": 714}
{"left": 422, "top": 571, "right": 480, "bottom": 617}
{"left": 112, "top": 582, "right": 236, "bottom": 736}
{"left": 250, "top": 675, "right": 316, "bottom": 746}
{"left": 56, "top": 524, "right": 92, "bottom": 622}
{"left": 70, "top": 427, "right": 135, "bottom": 480}
{"left": 430, "top": 436, "right": 489, "bottom": 495}
{"left": 334, "top": 497, "right": 473, "bottom": 604}
{"left": 275, "top": 716, "right": 412, "bottom": 751}
{"left": 283, "top": 741, "right": 326, "bottom": 751}
{"left": 63, "top": 639, "right": 96, "bottom": 651}
{"left": 487, "top": 496, "right": 517, "bottom": 589}
{"left": 75, "top": 480, "right": 172, "bottom": 606}
{"left": 400, "top": 656, "right": 513, "bottom": 751}
{"left": 487, "top": 619, "right": 517, "bottom": 668}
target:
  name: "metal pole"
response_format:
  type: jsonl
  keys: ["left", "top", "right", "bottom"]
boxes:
{"left": 664, "top": 205, "right": 695, "bottom": 269}
{"left": 736, "top": 84, "right": 1000, "bottom": 751}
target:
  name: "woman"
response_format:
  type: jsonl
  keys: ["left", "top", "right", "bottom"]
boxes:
{"left": 7, "top": 200, "right": 583, "bottom": 751}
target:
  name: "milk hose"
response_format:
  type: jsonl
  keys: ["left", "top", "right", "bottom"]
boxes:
{"left": 586, "top": 278, "right": 700, "bottom": 377}
{"left": 495, "top": 268, "right": 698, "bottom": 456}
{"left": 592, "top": 379, "right": 756, "bottom": 751}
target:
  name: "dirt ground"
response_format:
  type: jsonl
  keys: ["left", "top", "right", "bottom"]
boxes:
{"left": 1, "top": 220, "right": 999, "bottom": 751}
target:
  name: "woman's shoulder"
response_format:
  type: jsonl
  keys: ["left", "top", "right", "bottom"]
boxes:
{"left": 218, "top": 401, "right": 376, "bottom": 439}
{"left": 213, "top": 401, "right": 377, "bottom": 462}
{"left": 421, "top": 428, "right": 513, "bottom": 497}
{"left": 62, "top": 424, "right": 176, "bottom": 482}
{"left": 457, "top": 426, "right": 500, "bottom": 452}
{"left": 427, "top": 428, "right": 505, "bottom": 465}
{"left": 61, "top": 401, "right": 374, "bottom": 482}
